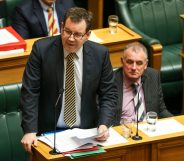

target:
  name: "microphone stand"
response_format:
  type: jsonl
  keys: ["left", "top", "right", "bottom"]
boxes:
{"left": 132, "top": 94, "right": 142, "bottom": 140}
{"left": 49, "top": 88, "right": 64, "bottom": 155}
{"left": 132, "top": 83, "right": 143, "bottom": 140}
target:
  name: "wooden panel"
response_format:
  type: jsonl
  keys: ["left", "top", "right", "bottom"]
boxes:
{"left": 152, "top": 138, "right": 184, "bottom": 161}
{"left": 126, "top": 145, "right": 150, "bottom": 161}
{"left": 150, "top": 44, "right": 162, "bottom": 71}
{"left": 0, "top": 66, "right": 24, "bottom": 84}
{"left": 88, "top": 0, "right": 103, "bottom": 29}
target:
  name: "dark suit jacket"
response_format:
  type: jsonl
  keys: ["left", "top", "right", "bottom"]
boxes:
{"left": 20, "top": 36, "right": 118, "bottom": 134}
{"left": 113, "top": 67, "right": 173, "bottom": 125}
{"left": 12, "top": 0, "right": 75, "bottom": 39}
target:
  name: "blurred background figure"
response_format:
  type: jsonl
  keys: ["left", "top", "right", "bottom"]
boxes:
{"left": 12, "top": 0, "right": 76, "bottom": 39}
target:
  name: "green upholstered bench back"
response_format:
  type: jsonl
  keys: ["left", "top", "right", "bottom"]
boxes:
{"left": 5, "top": 0, "right": 22, "bottom": 25}
{"left": 0, "top": 0, "right": 22, "bottom": 27}
{"left": 122, "top": 0, "right": 184, "bottom": 45}
{"left": 0, "top": 83, "right": 28, "bottom": 161}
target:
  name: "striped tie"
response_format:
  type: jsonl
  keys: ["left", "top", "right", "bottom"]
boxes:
{"left": 132, "top": 83, "right": 146, "bottom": 122}
{"left": 64, "top": 53, "right": 76, "bottom": 128}
{"left": 48, "top": 7, "right": 59, "bottom": 36}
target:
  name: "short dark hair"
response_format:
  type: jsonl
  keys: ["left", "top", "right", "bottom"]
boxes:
{"left": 63, "top": 7, "right": 93, "bottom": 32}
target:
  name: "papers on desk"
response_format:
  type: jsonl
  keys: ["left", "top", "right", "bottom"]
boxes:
{"left": 0, "top": 48, "right": 24, "bottom": 56}
{"left": 138, "top": 118, "right": 184, "bottom": 137}
{"left": 38, "top": 127, "right": 127, "bottom": 153}
{"left": 89, "top": 31, "right": 103, "bottom": 43}
{"left": 63, "top": 146, "right": 106, "bottom": 159}
{"left": 0, "top": 26, "right": 26, "bottom": 53}
{"left": 0, "top": 28, "right": 19, "bottom": 45}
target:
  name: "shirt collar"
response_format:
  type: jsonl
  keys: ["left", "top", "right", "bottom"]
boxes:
{"left": 39, "top": 0, "right": 53, "bottom": 12}
{"left": 64, "top": 46, "right": 83, "bottom": 60}
{"left": 123, "top": 72, "right": 141, "bottom": 88}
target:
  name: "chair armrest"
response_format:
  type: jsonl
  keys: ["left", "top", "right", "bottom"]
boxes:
{"left": 150, "top": 44, "right": 162, "bottom": 70}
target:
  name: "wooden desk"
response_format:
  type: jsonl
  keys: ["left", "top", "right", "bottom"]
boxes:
{"left": 31, "top": 115, "right": 184, "bottom": 161}
{"left": 0, "top": 38, "right": 39, "bottom": 85}
{"left": 0, "top": 24, "right": 141, "bottom": 85}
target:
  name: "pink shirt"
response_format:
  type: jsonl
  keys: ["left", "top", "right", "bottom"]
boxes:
{"left": 121, "top": 74, "right": 146, "bottom": 123}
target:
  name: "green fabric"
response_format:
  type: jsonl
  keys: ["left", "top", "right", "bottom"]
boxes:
{"left": 0, "top": 83, "right": 28, "bottom": 161}
{"left": 67, "top": 146, "right": 106, "bottom": 159}
{"left": 5, "top": 0, "right": 22, "bottom": 25}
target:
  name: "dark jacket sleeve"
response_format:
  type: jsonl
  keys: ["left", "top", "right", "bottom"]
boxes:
{"left": 20, "top": 40, "right": 41, "bottom": 133}
{"left": 156, "top": 70, "right": 173, "bottom": 118}
{"left": 143, "top": 68, "right": 173, "bottom": 118}
{"left": 97, "top": 48, "right": 118, "bottom": 128}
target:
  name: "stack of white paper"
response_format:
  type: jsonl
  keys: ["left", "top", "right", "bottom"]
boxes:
{"left": 38, "top": 127, "right": 127, "bottom": 152}
{"left": 138, "top": 118, "right": 184, "bottom": 137}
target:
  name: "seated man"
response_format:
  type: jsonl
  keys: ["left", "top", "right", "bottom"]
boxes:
{"left": 12, "top": 0, "right": 75, "bottom": 39}
{"left": 114, "top": 42, "right": 173, "bottom": 125}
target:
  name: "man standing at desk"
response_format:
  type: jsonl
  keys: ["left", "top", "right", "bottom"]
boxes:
{"left": 20, "top": 7, "right": 117, "bottom": 153}
{"left": 114, "top": 42, "right": 172, "bottom": 125}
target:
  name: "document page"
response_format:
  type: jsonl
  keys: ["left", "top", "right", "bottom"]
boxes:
{"left": 0, "top": 28, "right": 19, "bottom": 45}
{"left": 138, "top": 118, "right": 184, "bottom": 137}
{"left": 0, "top": 48, "right": 24, "bottom": 56}
{"left": 38, "top": 127, "right": 127, "bottom": 152}
{"left": 89, "top": 31, "right": 103, "bottom": 43}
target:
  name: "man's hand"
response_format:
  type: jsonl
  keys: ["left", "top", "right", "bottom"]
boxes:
{"left": 96, "top": 125, "right": 110, "bottom": 141}
{"left": 21, "top": 133, "right": 37, "bottom": 153}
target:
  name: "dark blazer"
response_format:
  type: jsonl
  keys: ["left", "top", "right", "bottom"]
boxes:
{"left": 12, "top": 0, "right": 75, "bottom": 39}
{"left": 114, "top": 67, "right": 173, "bottom": 125}
{"left": 20, "top": 36, "right": 118, "bottom": 134}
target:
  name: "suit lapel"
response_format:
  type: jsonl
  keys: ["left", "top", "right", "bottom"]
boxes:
{"left": 51, "top": 37, "right": 64, "bottom": 119}
{"left": 142, "top": 71, "right": 151, "bottom": 112}
{"left": 55, "top": 1, "right": 64, "bottom": 29}
{"left": 33, "top": 0, "right": 48, "bottom": 35}
{"left": 81, "top": 42, "right": 94, "bottom": 96}
{"left": 54, "top": 38, "right": 64, "bottom": 92}
{"left": 117, "top": 69, "right": 123, "bottom": 108}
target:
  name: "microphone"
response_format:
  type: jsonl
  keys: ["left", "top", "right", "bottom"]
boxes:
{"left": 132, "top": 77, "right": 145, "bottom": 140}
{"left": 49, "top": 88, "right": 64, "bottom": 155}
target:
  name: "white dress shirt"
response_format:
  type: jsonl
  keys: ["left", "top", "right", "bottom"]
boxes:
{"left": 57, "top": 47, "right": 83, "bottom": 128}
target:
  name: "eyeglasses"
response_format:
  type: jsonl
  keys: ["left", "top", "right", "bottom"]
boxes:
{"left": 63, "top": 29, "right": 87, "bottom": 40}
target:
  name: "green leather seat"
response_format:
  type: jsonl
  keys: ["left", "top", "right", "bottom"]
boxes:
{"left": 5, "top": 0, "right": 22, "bottom": 25}
{"left": 115, "top": 0, "right": 184, "bottom": 115}
{"left": 0, "top": 83, "right": 28, "bottom": 161}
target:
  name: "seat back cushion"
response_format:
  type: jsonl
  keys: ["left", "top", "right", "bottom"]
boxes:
{"left": 0, "top": 83, "right": 28, "bottom": 161}
{"left": 123, "top": 0, "right": 184, "bottom": 45}
{"left": 5, "top": 0, "right": 22, "bottom": 25}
